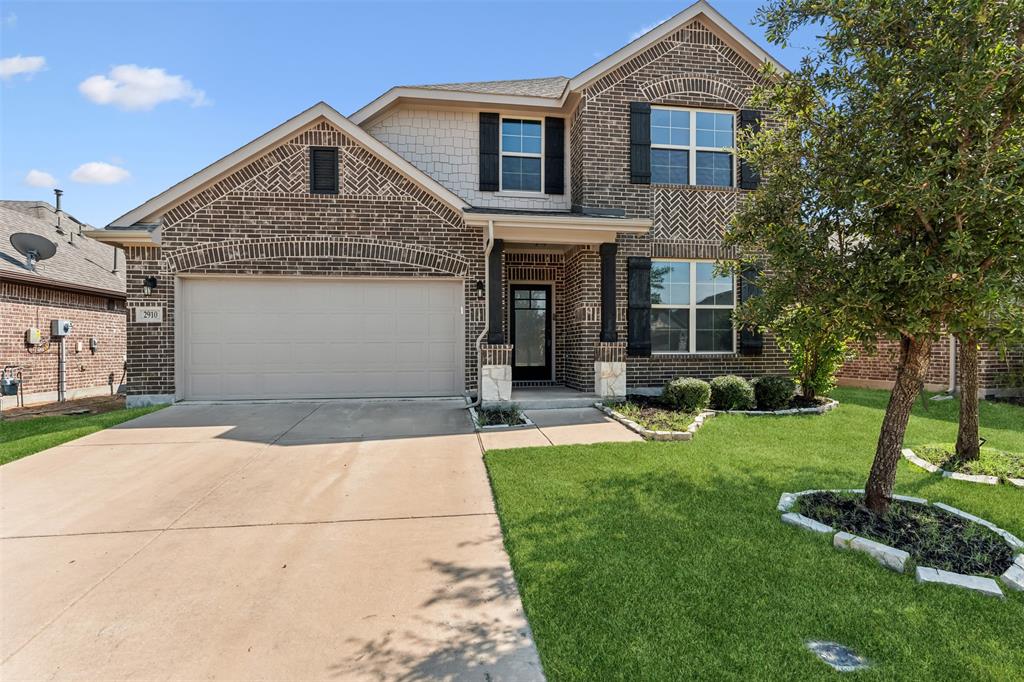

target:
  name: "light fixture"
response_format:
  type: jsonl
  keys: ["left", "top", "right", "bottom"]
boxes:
{"left": 142, "top": 276, "right": 159, "bottom": 296}
{"left": 475, "top": 280, "right": 485, "bottom": 297}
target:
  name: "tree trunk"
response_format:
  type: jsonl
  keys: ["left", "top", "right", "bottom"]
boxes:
{"left": 864, "top": 335, "right": 933, "bottom": 514}
{"left": 803, "top": 348, "right": 817, "bottom": 400}
{"left": 955, "top": 334, "right": 980, "bottom": 461}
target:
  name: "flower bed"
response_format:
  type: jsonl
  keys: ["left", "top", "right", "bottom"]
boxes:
{"left": 779, "top": 489, "right": 1023, "bottom": 598}
{"left": 903, "top": 445, "right": 1024, "bottom": 487}
{"left": 468, "top": 403, "right": 533, "bottom": 431}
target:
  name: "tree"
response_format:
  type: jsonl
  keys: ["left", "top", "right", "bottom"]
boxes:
{"left": 731, "top": 0, "right": 1024, "bottom": 513}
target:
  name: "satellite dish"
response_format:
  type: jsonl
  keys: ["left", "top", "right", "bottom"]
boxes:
{"left": 10, "top": 233, "right": 57, "bottom": 272}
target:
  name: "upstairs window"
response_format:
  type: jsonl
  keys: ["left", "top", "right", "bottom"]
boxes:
{"left": 651, "top": 260, "right": 735, "bottom": 353}
{"left": 651, "top": 107, "right": 734, "bottom": 188}
{"left": 310, "top": 147, "right": 339, "bottom": 194}
{"left": 501, "top": 118, "right": 542, "bottom": 192}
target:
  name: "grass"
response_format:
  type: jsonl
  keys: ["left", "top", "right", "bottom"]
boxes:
{"left": 609, "top": 399, "right": 697, "bottom": 432}
{"left": 485, "top": 387, "right": 1024, "bottom": 681}
{"left": 915, "top": 443, "right": 1024, "bottom": 480}
{"left": 0, "top": 405, "right": 166, "bottom": 465}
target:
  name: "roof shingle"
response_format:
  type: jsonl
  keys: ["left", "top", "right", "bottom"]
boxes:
{"left": 406, "top": 76, "right": 568, "bottom": 98}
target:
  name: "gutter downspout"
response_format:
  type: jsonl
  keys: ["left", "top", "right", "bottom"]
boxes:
{"left": 471, "top": 220, "right": 495, "bottom": 408}
{"left": 948, "top": 334, "right": 957, "bottom": 394}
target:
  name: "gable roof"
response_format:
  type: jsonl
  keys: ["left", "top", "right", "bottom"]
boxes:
{"left": 1, "top": 203, "right": 125, "bottom": 297}
{"left": 350, "top": 0, "right": 786, "bottom": 125}
{"left": 101, "top": 102, "right": 468, "bottom": 233}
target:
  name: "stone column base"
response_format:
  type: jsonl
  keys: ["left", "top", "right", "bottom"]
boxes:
{"left": 481, "top": 365, "right": 512, "bottom": 403}
{"left": 594, "top": 341, "right": 627, "bottom": 399}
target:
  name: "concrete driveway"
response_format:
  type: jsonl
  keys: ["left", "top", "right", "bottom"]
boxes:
{"left": 0, "top": 400, "right": 543, "bottom": 681}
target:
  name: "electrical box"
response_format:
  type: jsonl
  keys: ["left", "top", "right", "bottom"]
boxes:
{"left": 25, "top": 327, "right": 42, "bottom": 345}
{"left": 51, "top": 319, "right": 73, "bottom": 337}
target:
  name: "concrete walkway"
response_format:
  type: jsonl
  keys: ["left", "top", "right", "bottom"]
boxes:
{"left": 478, "top": 407, "right": 643, "bottom": 450}
{"left": 0, "top": 400, "right": 544, "bottom": 681}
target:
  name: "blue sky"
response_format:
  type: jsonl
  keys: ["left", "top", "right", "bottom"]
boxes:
{"left": 1, "top": 1, "right": 816, "bottom": 227}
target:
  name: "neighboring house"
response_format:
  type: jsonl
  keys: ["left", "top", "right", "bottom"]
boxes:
{"left": 88, "top": 0, "right": 795, "bottom": 406}
{"left": 1, "top": 200, "right": 127, "bottom": 408}
{"left": 838, "top": 338, "right": 1023, "bottom": 398}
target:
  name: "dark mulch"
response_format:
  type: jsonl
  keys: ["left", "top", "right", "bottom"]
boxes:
{"left": 798, "top": 492, "right": 1014, "bottom": 576}
{"left": 1, "top": 394, "right": 125, "bottom": 421}
{"left": 789, "top": 395, "right": 831, "bottom": 409}
{"left": 991, "top": 395, "right": 1024, "bottom": 408}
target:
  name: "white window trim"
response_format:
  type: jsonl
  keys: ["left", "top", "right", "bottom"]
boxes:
{"left": 499, "top": 116, "right": 544, "bottom": 194}
{"left": 650, "top": 258, "right": 737, "bottom": 355}
{"left": 650, "top": 106, "right": 735, "bottom": 188}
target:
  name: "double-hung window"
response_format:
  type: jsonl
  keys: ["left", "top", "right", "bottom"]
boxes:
{"left": 501, "top": 118, "right": 542, "bottom": 192}
{"left": 651, "top": 107, "right": 734, "bottom": 187}
{"left": 650, "top": 260, "right": 735, "bottom": 353}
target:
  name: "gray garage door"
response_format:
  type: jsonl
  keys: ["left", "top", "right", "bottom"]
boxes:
{"left": 180, "top": 278, "right": 464, "bottom": 400}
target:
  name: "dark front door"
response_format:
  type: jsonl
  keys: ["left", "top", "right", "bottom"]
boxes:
{"left": 510, "top": 284, "right": 552, "bottom": 381}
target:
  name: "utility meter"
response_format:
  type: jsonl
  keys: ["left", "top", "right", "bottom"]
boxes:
{"left": 51, "top": 319, "right": 73, "bottom": 337}
{"left": 25, "top": 327, "right": 42, "bottom": 345}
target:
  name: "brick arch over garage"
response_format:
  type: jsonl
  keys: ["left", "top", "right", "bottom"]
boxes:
{"left": 640, "top": 75, "right": 747, "bottom": 109}
{"left": 165, "top": 236, "right": 471, "bottom": 277}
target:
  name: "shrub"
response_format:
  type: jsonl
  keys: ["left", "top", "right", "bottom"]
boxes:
{"left": 752, "top": 375, "right": 796, "bottom": 410}
{"left": 662, "top": 378, "right": 711, "bottom": 412}
{"left": 709, "top": 375, "right": 756, "bottom": 410}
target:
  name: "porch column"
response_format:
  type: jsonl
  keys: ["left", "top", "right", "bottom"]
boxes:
{"left": 596, "top": 242, "right": 626, "bottom": 398}
{"left": 487, "top": 239, "right": 504, "bottom": 344}
{"left": 482, "top": 239, "right": 511, "bottom": 403}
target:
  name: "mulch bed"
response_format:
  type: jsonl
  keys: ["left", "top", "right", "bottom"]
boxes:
{"left": 798, "top": 492, "right": 1014, "bottom": 576}
{"left": 1, "top": 394, "right": 125, "bottom": 421}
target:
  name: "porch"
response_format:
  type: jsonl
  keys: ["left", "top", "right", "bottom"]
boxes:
{"left": 464, "top": 209, "right": 651, "bottom": 407}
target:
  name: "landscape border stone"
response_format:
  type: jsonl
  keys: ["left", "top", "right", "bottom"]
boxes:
{"left": 718, "top": 398, "right": 839, "bottom": 416}
{"left": 778, "top": 489, "right": 1020, "bottom": 599}
{"left": 901, "top": 447, "right": 1008, "bottom": 486}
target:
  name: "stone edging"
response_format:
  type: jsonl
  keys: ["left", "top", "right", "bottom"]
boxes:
{"left": 902, "top": 448, "right": 1023, "bottom": 487}
{"left": 778, "top": 490, "right": 1024, "bottom": 598}
{"left": 716, "top": 398, "right": 840, "bottom": 416}
{"left": 467, "top": 405, "right": 535, "bottom": 432}
{"left": 596, "top": 398, "right": 839, "bottom": 441}
{"left": 594, "top": 403, "right": 715, "bottom": 441}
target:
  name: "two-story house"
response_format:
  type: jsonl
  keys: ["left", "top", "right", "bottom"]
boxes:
{"left": 92, "top": 0, "right": 794, "bottom": 406}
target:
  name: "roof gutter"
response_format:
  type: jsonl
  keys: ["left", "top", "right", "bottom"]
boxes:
{"left": 0, "top": 271, "right": 126, "bottom": 299}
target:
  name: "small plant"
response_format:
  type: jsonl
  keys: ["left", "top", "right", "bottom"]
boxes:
{"left": 476, "top": 404, "right": 525, "bottom": 427}
{"left": 709, "top": 375, "right": 755, "bottom": 410}
{"left": 752, "top": 375, "right": 796, "bottom": 411}
{"left": 662, "top": 378, "right": 711, "bottom": 413}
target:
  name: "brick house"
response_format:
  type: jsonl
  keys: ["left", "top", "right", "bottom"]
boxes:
{"left": 88, "top": 0, "right": 808, "bottom": 406}
{"left": 1, "top": 200, "right": 126, "bottom": 408}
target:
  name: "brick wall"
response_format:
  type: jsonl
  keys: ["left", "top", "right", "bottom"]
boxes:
{"left": 568, "top": 17, "right": 788, "bottom": 389}
{"left": 1, "top": 281, "right": 126, "bottom": 403}
{"left": 563, "top": 245, "right": 601, "bottom": 390}
{"left": 839, "top": 337, "right": 1024, "bottom": 394}
{"left": 366, "top": 106, "right": 571, "bottom": 212}
{"left": 122, "top": 119, "right": 485, "bottom": 398}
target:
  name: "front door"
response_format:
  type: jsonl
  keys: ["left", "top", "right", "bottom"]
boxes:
{"left": 510, "top": 284, "right": 552, "bottom": 381}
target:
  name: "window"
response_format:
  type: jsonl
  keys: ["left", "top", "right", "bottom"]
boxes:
{"left": 501, "top": 118, "right": 542, "bottom": 192}
{"left": 310, "top": 147, "right": 339, "bottom": 194}
{"left": 650, "top": 107, "right": 734, "bottom": 187}
{"left": 651, "top": 260, "right": 735, "bottom": 353}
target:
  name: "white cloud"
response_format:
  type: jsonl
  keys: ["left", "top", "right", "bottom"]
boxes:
{"left": 629, "top": 16, "right": 671, "bottom": 41}
{"left": 24, "top": 169, "right": 57, "bottom": 187}
{"left": 78, "top": 64, "right": 207, "bottom": 111}
{"left": 0, "top": 55, "right": 45, "bottom": 80}
{"left": 71, "top": 162, "right": 130, "bottom": 185}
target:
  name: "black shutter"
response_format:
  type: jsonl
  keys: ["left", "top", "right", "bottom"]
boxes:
{"left": 738, "top": 109, "right": 762, "bottom": 190}
{"left": 600, "top": 243, "right": 617, "bottom": 343}
{"left": 738, "top": 265, "right": 764, "bottom": 355}
{"left": 479, "top": 113, "right": 500, "bottom": 191}
{"left": 544, "top": 117, "right": 565, "bottom": 195}
{"left": 309, "top": 147, "right": 339, "bottom": 194}
{"left": 629, "top": 102, "right": 651, "bottom": 184}
{"left": 487, "top": 239, "right": 504, "bottom": 344}
{"left": 627, "top": 256, "right": 651, "bottom": 356}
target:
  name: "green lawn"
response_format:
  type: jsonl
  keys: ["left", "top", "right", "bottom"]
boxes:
{"left": 0, "top": 405, "right": 166, "bottom": 465}
{"left": 485, "top": 387, "right": 1024, "bottom": 681}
